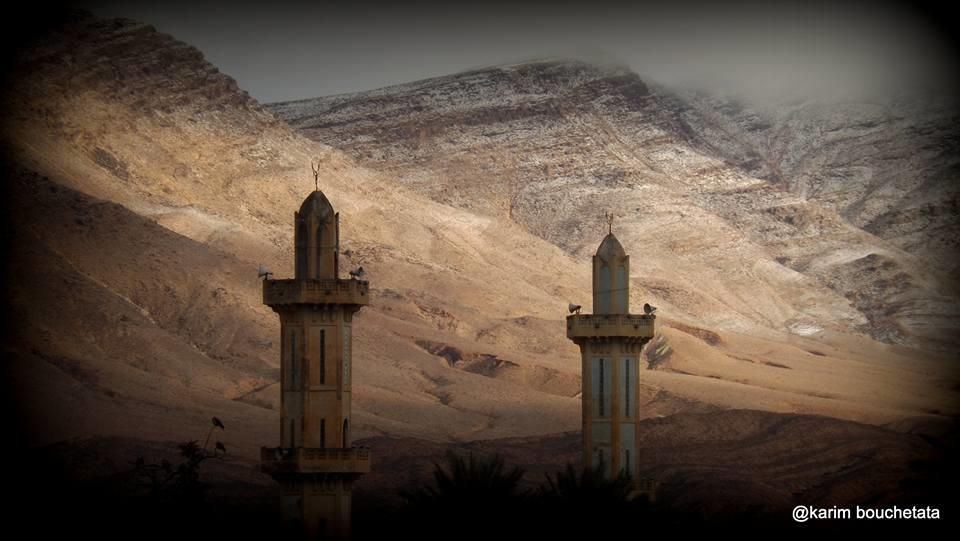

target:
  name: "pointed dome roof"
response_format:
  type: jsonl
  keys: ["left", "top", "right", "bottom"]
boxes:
{"left": 595, "top": 233, "right": 626, "bottom": 260}
{"left": 298, "top": 190, "right": 335, "bottom": 220}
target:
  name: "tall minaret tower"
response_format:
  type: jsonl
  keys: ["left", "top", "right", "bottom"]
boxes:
{"left": 566, "top": 229, "right": 654, "bottom": 478}
{"left": 261, "top": 190, "right": 370, "bottom": 539}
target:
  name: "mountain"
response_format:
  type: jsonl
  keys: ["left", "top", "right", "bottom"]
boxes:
{"left": 1, "top": 13, "right": 586, "bottom": 451}
{"left": 268, "top": 60, "right": 960, "bottom": 351}
{"left": 1, "top": 12, "right": 956, "bottom": 467}
{"left": 663, "top": 89, "right": 960, "bottom": 275}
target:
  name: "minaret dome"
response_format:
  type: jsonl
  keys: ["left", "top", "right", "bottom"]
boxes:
{"left": 294, "top": 190, "right": 339, "bottom": 281}
{"left": 592, "top": 232, "right": 630, "bottom": 315}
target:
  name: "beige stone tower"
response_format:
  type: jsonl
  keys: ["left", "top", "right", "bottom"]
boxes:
{"left": 261, "top": 190, "right": 370, "bottom": 539}
{"left": 566, "top": 231, "right": 654, "bottom": 478}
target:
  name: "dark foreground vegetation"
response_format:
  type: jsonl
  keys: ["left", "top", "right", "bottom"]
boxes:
{"left": 5, "top": 414, "right": 959, "bottom": 539}
{"left": 7, "top": 443, "right": 957, "bottom": 539}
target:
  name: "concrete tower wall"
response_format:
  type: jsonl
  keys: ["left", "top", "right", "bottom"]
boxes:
{"left": 279, "top": 306, "right": 354, "bottom": 449}
{"left": 580, "top": 339, "right": 644, "bottom": 476}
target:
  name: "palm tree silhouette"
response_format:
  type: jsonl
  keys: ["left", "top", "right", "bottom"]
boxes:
{"left": 400, "top": 451, "right": 526, "bottom": 536}
{"left": 535, "top": 462, "right": 649, "bottom": 534}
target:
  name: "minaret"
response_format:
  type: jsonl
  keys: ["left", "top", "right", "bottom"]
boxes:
{"left": 261, "top": 190, "right": 370, "bottom": 539}
{"left": 566, "top": 230, "right": 654, "bottom": 479}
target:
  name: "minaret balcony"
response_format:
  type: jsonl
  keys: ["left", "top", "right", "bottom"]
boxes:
{"left": 566, "top": 314, "right": 655, "bottom": 340}
{"left": 261, "top": 446, "right": 372, "bottom": 474}
{"left": 263, "top": 279, "right": 369, "bottom": 307}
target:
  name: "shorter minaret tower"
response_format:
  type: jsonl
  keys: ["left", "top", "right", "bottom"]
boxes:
{"left": 261, "top": 190, "right": 370, "bottom": 539}
{"left": 566, "top": 226, "right": 655, "bottom": 478}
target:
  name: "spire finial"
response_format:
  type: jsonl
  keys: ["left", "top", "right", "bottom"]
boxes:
{"left": 604, "top": 211, "right": 615, "bottom": 235}
{"left": 311, "top": 160, "right": 320, "bottom": 192}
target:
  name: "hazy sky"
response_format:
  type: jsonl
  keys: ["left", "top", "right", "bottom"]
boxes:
{"left": 82, "top": 0, "right": 957, "bottom": 104}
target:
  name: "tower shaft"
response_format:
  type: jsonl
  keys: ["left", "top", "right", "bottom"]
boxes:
{"left": 568, "top": 327, "right": 651, "bottom": 476}
{"left": 262, "top": 191, "right": 370, "bottom": 539}
{"left": 567, "top": 233, "right": 654, "bottom": 478}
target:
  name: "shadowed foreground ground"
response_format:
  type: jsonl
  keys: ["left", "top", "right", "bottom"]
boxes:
{"left": 4, "top": 409, "right": 958, "bottom": 537}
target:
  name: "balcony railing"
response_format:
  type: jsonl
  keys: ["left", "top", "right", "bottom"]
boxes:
{"left": 566, "top": 313, "right": 655, "bottom": 339}
{"left": 632, "top": 477, "right": 660, "bottom": 501}
{"left": 263, "top": 279, "right": 369, "bottom": 307}
{"left": 261, "top": 446, "right": 372, "bottom": 474}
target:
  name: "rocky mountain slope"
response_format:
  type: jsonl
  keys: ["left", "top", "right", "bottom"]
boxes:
{"left": 2, "top": 14, "right": 586, "bottom": 451}
{"left": 1, "top": 13, "right": 956, "bottom": 463}
{"left": 269, "top": 60, "right": 959, "bottom": 351}
{"left": 663, "top": 89, "right": 960, "bottom": 275}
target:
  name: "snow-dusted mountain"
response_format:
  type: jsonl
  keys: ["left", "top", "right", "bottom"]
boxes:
{"left": 268, "top": 60, "right": 958, "bottom": 351}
